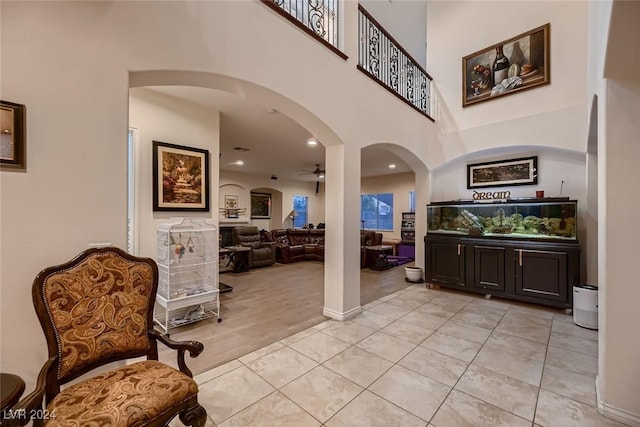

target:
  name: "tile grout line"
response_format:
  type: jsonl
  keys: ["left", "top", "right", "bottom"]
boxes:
{"left": 202, "top": 285, "right": 593, "bottom": 426}
{"left": 532, "top": 328, "right": 553, "bottom": 427}
{"left": 425, "top": 297, "right": 508, "bottom": 425}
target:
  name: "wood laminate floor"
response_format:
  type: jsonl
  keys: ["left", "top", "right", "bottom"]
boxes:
{"left": 158, "top": 260, "right": 414, "bottom": 376}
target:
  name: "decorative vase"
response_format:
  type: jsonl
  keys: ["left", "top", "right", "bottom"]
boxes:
{"left": 405, "top": 266, "right": 423, "bottom": 282}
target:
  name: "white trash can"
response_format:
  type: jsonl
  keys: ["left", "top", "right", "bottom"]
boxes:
{"left": 573, "top": 285, "right": 598, "bottom": 330}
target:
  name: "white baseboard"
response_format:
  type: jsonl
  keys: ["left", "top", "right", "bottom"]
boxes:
{"left": 323, "top": 305, "right": 362, "bottom": 321}
{"left": 596, "top": 375, "right": 640, "bottom": 426}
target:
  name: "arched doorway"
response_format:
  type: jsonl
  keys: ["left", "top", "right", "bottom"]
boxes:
{"left": 128, "top": 71, "right": 358, "bottom": 373}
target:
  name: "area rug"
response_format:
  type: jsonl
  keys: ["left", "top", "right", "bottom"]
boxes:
{"left": 387, "top": 256, "right": 414, "bottom": 266}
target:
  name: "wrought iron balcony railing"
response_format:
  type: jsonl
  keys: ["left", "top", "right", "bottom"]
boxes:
{"left": 358, "top": 5, "right": 434, "bottom": 120}
{"left": 261, "top": 0, "right": 347, "bottom": 59}
{"left": 261, "top": 1, "right": 434, "bottom": 120}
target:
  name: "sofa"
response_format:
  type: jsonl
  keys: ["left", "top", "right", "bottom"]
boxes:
{"left": 269, "top": 228, "right": 381, "bottom": 267}
{"left": 232, "top": 226, "right": 276, "bottom": 268}
{"left": 270, "top": 229, "right": 324, "bottom": 263}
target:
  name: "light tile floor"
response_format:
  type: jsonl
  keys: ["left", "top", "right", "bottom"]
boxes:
{"left": 183, "top": 284, "right": 627, "bottom": 427}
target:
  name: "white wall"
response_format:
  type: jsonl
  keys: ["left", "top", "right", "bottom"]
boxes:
{"left": 426, "top": 1, "right": 589, "bottom": 167}
{"left": 359, "top": 0, "right": 427, "bottom": 67}
{"left": 598, "top": 78, "right": 640, "bottom": 423}
{"left": 430, "top": 148, "right": 585, "bottom": 203}
{"left": 129, "top": 88, "right": 220, "bottom": 260}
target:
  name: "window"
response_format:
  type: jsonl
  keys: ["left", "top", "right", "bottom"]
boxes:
{"left": 409, "top": 191, "right": 416, "bottom": 212}
{"left": 293, "top": 195, "right": 308, "bottom": 228}
{"left": 361, "top": 193, "right": 394, "bottom": 231}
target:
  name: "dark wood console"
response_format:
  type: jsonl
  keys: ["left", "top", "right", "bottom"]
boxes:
{"left": 425, "top": 234, "right": 580, "bottom": 309}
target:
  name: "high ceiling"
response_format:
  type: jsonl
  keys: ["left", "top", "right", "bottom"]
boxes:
{"left": 146, "top": 86, "right": 412, "bottom": 182}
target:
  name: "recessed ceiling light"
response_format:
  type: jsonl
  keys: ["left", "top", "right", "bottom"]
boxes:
{"left": 307, "top": 139, "right": 318, "bottom": 147}
{"left": 389, "top": 163, "right": 397, "bottom": 169}
{"left": 233, "top": 160, "right": 244, "bottom": 166}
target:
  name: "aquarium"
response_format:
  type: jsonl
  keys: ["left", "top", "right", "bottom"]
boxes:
{"left": 427, "top": 198, "right": 577, "bottom": 240}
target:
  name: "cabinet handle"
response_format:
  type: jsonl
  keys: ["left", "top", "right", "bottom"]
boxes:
{"left": 518, "top": 249, "right": 523, "bottom": 267}
{"left": 457, "top": 244, "right": 461, "bottom": 256}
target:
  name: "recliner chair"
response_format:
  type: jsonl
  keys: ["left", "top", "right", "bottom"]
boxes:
{"left": 232, "top": 226, "right": 276, "bottom": 268}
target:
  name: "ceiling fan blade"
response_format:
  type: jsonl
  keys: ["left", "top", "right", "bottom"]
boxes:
{"left": 299, "top": 164, "right": 326, "bottom": 178}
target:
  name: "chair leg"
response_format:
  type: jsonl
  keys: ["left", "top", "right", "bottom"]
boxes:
{"left": 179, "top": 404, "right": 207, "bottom": 427}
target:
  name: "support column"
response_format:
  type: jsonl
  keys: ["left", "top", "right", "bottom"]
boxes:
{"left": 413, "top": 166, "right": 429, "bottom": 271}
{"left": 597, "top": 78, "right": 640, "bottom": 424}
{"left": 323, "top": 143, "right": 362, "bottom": 320}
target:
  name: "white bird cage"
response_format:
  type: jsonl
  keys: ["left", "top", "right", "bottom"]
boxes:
{"left": 154, "top": 218, "right": 220, "bottom": 332}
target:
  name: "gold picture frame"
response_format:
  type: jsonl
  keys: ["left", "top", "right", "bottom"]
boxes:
{"left": 225, "top": 195, "right": 239, "bottom": 209}
{"left": 462, "top": 24, "right": 550, "bottom": 107}
{"left": 152, "top": 140, "right": 210, "bottom": 211}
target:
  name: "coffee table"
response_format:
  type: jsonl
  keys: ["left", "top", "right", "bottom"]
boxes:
{"left": 219, "top": 246, "right": 252, "bottom": 293}
{"left": 365, "top": 245, "right": 395, "bottom": 270}
{"left": 222, "top": 246, "right": 251, "bottom": 273}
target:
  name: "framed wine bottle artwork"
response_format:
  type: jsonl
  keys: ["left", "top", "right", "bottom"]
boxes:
{"left": 462, "top": 23, "right": 550, "bottom": 107}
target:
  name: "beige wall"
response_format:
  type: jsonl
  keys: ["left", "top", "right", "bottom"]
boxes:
{"left": 590, "top": 1, "right": 640, "bottom": 422}
{"left": 220, "top": 170, "right": 326, "bottom": 230}
{"left": 597, "top": 78, "right": 640, "bottom": 421}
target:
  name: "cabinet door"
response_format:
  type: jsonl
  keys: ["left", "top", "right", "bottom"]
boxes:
{"left": 474, "top": 245, "right": 505, "bottom": 292}
{"left": 515, "top": 249, "right": 568, "bottom": 302}
{"left": 427, "top": 241, "right": 466, "bottom": 288}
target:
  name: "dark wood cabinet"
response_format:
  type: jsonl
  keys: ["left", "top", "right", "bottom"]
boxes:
{"left": 427, "top": 240, "right": 467, "bottom": 288}
{"left": 425, "top": 234, "right": 580, "bottom": 309}
{"left": 514, "top": 249, "right": 576, "bottom": 304}
{"left": 474, "top": 245, "right": 506, "bottom": 292}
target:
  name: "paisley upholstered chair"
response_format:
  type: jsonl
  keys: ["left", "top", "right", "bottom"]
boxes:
{"left": 9, "top": 247, "right": 207, "bottom": 427}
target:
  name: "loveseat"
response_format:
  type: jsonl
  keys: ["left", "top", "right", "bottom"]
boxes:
{"left": 268, "top": 228, "right": 382, "bottom": 267}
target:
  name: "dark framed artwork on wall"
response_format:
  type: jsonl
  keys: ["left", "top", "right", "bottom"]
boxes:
{"left": 0, "top": 100, "right": 26, "bottom": 171}
{"left": 152, "top": 140, "right": 210, "bottom": 211}
{"left": 467, "top": 156, "right": 538, "bottom": 189}
{"left": 462, "top": 23, "right": 550, "bottom": 107}
{"left": 250, "top": 192, "right": 271, "bottom": 219}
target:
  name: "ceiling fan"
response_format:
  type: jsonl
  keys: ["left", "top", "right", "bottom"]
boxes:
{"left": 299, "top": 163, "right": 326, "bottom": 178}
{"left": 299, "top": 163, "right": 325, "bottom": 195}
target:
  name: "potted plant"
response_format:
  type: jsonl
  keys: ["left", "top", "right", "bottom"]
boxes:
{"left": 404, "top": 266, "right": 423, "bottom": 282}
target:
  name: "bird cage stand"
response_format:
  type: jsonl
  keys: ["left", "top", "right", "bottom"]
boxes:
{"left": 155, "top": 218, "right": 220, "bottom": 332}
